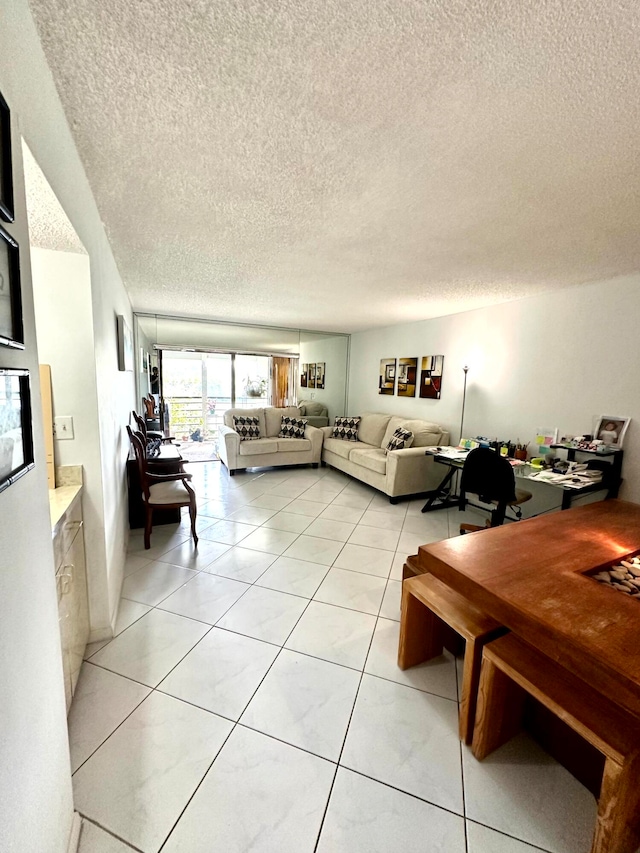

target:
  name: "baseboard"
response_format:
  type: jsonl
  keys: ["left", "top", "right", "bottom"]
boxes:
{"left": 67, "top": 812, "right": 82, "bottom": 853}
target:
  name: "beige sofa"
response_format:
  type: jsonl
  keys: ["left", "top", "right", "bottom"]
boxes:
{"left": 219, "top": 406, "right": 323, "bottom": 475}
{"left": 321, "top": 412, "right": 450, "bottom": 501}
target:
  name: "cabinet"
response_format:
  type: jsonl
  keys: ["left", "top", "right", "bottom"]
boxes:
{"left": 53, "top": 490, "right": 89, "bottom": 713}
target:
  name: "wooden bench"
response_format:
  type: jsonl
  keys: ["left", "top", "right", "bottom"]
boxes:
{"left": 472, "top": 634, "right": 640, "bottom": 853}
{"left": 397, "top": 572, "right": 505, "bottom": 743}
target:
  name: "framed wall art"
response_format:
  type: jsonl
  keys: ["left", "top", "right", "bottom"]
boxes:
{"left": 315, "top": 362, "right": 325, "bottom": 390}
{"left": 379, "top": 358, "right": 396, "bottom": 395}
{"left": 419, "top": 355, "right": 444, "bottom": 399}
{"left": 117, "top": 315, "right": 134, "bottom": 371}
{"left": 0, "top": 223, "right": 23, "bottom": 349}
{"left": 397, "top": 357, "right": 417, "bottom": 397}
{"left": 594, "top": 415, "right": 630, "bottom": 448}
{"left": 308, "top": 363, "right": 316, "bottom": 389}
{"left": 0, "top": 368, "right": 35, "bottom": 493}
{"left": 300, "top": 363, "right": 308, "bottom": 388}
{"left": 0, "top": 90, "right": 14, "bottom": 223}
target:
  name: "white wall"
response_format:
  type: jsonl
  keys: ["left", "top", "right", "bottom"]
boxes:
{"left": 298, "top": 331, "right": 349, "bottom": 422}
{"left": 0, "top": 3, "right": 135, "bottom": 849}
{"left": 348, "top": 274, "right": 640, "bottom": 505}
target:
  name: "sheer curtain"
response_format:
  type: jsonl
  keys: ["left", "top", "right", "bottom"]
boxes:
{"left": 272, "top": 357, "right": 297, "bottom": 407}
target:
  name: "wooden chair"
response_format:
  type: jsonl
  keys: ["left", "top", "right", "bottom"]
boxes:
{"left": 126, "top": 426, "right": 198, "bottom": 550}
{"left": 472, "top": 634, "right": 640, "bottom": 853}
{"left": 458, "top": 447, "right": 532, "bottom": 534}
{"left": 398, "top": 573, "right": 505, "bottom": 743}
{"left": 132, "top": 410, "right": 176, "bottom": 445}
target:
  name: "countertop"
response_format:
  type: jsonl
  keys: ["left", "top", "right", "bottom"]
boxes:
{"left": 49, "top": 485, "right": 83, "bottom": 534}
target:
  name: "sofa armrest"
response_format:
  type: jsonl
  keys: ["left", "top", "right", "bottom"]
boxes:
{"left": 218, "top": 425, "right": 240, "bottom": 470}
{"left": 385, "top": 446, "right": 443, "bottom": 497}
{"left": 320, "top": 426, "right": 334, "bottom": 440}
{"left": 304, "top": 424, "right": 324, "bottom": 462}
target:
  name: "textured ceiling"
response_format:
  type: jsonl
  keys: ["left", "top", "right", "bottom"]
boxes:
{"left": 28, "top": 0, "right": 640, "bottom": 333}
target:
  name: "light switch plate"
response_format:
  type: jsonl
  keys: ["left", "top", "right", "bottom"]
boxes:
{"left": 54, "top": 416, "right": 74, "bottom": 440}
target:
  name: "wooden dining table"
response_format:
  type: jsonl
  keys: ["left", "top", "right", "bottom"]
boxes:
{"left": 415, "top": 499, "right": 640, "bottom": 719}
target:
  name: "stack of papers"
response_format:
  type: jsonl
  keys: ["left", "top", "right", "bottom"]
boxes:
{"left": 426, "top": 446, "right": 470, "bottom": 461}
{"left": 527, "top": 469, "right": 603, "bottom": 490}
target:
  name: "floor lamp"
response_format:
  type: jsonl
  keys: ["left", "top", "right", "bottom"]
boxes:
{"left": 459, "top": 366, "right": 469, "bottom": 445}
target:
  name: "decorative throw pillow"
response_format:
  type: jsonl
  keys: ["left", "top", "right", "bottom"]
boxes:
{"left": 232, "top": 415, "right": 261, "bottom": 440}
{"left": 332, "top": 416, "right": 361, "bottom": 441}
{"left": 386, "top": 427, "right": 414, "bottom": 453}
{"left": 279, "top": 416, "right": 308, "bottom": 439}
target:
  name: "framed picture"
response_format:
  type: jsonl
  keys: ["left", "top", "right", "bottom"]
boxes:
{"left": 379, "top": 358, "right": 396, "bottom": 395}
{"left": 397, "top": 357, "right": 417, "bottom": 397}
{"left": 419, "top": 355, "right": 444, "bottom": 399}
{"left": 308, "top": 363, "right": 316, "bottom": 389}
{"left": 117, "top": 315, "right": 134, "bottom": 371}
{"left": 300, "top": 364, "right": 308, "bottom": 388}
{"left": 594, "top": 416, "right": 630, "bottom": 448}
{"left": 0, "top": 223, "right": 23, "bottom": 349}
{"left": 0, "top": 90, "right": 14, "bottom": 223}
{"left": 316, "top": 362, "right": 325, "bottom": 390}
{"left": 0, "top": 368, "right": 35, "bottom": 493}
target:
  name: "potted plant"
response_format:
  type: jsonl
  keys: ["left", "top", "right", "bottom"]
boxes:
{"left": 243, "top": 377, "right": 267, "bottom": 398}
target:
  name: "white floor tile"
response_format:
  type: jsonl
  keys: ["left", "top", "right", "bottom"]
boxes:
{"left": 286, "top": 601, "right": 376, "bottom": 670}
{"left": 389, "top": 551, "right": 406, "bottom": 580}
{"left": 121, "top": 561, "right": 197, "bottom": 606}
{"left": 282, "top": 534, "right": 344, "bottom": 565}
{"left": 240, "top": 526, "right": 299, "bottom": 555}
{"left": 90, "top": 609, "right": 209, "bottom": 687}
{"left": 158, "top": 573, "right": 249, "bottom": 624}
{"left": 466, "top": 821, "right": 547, "bottom": 853}
{"left": 266, "top": 481, "right": 310, "bottom": 498}
{"left": 78, "top": 820, "right": 135, "bottom": 853}
{"left": 128, "top": 531, "right": 190, "bottom": 560}
{"left": 317, "top": 768, "right": 466, "bottom": 853}
{"left": 319, "top": 502, "right": 365, "bottom": 523}
{"left": 341, "top": 674, "right": 463, "bottom": 813}
{"left": 304, "top": 517, "right": 356, "bottom": 542}
{"left": 313, "top": 568, "right": 387, "bottom": 616}
{"left": 379, "top": 579, "right": 402, "bottom": 620}
{"left": 462, "top": 734, "right": 597, "bottom": 853}
{"left": 204, "top": 545, "right": 277, "bottom": 582}
{"left": 122, "top": 553, "right": 153, "bottom": 578}
{"left": 162, "top": 726, "right": 334, "bottom": 853}
{"left": 331, "top": 491, "right": 373, "bottom": 509}
{"left": 114, "top": 598, "right": 152, "bottom": 635}
{"left": 397, "top": 530, "right": 429, "bottom": 556}
{"left": 262, "top": 510, "right": 313, "bottom": 533}
{"left": 226, "top": 505, "right": 278, "bottom": 525}
{"left": 197, "top": 519, "right": 258, "bottom": 545}
{"left": 216, "top": 585, "right": 308, "bottom": 644}
{"left": 248, "top": 493, "right": 294, "bottom": 510}
{"left": 197, "top": 498, "right": 238, "bottom": 519}
{"left": 348, "top": 525, "right": 400, "bottom": 552}
{"left": 68, "top": 664, "right": 150, "bottom": 773}
{"left": 73, "top": 692, "right": 232, "bottom": 852}
{"left": 285, "top": 498, "right": 329, "bottom": 517}
{"left": 401, "top": 512, "right": 450, "bottom": 540}
{"left": 255, "top": 556, "right": 330, "bottom": 598}
{"left": 159, "top": 627, "right": 279, "bottom": 720}
{"left": 359, "top": 509, "right": 404, "bottom": 531}
{"left": 241, "top": 649, "right": 360, "bottom": 760}
{"left": 365, "top": 618, "right": 458, "bottom": 700}
{"left": 367, "top": 495, "right": 407, "bottom": 515}
{"left": 155, "top": 539, "right": 231, "bottom": 570}
{"left": 333, "top": 543, "right": 394, "bottom": 578}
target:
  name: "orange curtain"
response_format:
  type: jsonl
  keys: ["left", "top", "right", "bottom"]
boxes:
{"left": 272, "top": 357, "right": 295, "bottom": 407}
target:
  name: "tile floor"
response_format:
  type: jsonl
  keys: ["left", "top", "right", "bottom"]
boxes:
{"left": 72, "top": 462, "right": 597, "bottom": 853}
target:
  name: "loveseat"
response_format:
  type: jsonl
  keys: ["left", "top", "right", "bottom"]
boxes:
{"left": 321, "top": 412, "right": 450, "bottom": 501}
{"left": 219, "top": 406, "right": 323, "bottom": 474}
{"left": 297, "top": 400, "right": 329, "bottom": 427}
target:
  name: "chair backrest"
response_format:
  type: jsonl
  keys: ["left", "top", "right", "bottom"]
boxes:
{"left": 460, "top": 447, "right": 517, "bottom": 507}
{"left": 132, "top": 411, "right": 148, "bottom": 438}
{"left": 127, "top": 425, "right": 151, "bottom": 501}
{"left": 142, "top": 396, "right": 156, "bottom": 419}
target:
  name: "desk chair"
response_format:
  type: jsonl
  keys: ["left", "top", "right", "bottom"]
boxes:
{"left": 127, "top": 426, "right": 198, "bottom": 550}
{"left": 459, "top": 447, "right": 532, "bottom": 534}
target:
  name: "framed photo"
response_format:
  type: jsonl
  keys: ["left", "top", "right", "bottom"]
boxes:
{"left": 0, "top": 368, "right": 35, "bottom": 493}
{"left": 397, "top": 357, "right": 417, "bottom": 397}
{"left": 308, "top": 363, "right": 316, "bottom": 389}
{"left": 117, "top": 315, "right": 134, "bottom": 371}
{"left": 316, "top": 362, "right": 325, "bottom": 390}
{"left": 0, "top": 223, "right": 23, "bottom": 349}
{"left": 379, "top": 358, "right": 396, "bottom": 395}
{"left": 0, "top": 90, "right": 14, "bottom": 223}
{"left": 300, "top": 363, "right": 308, "bottom": 388}
{"left": 594, "top": 416, "right": 630, "bottom": 448}
{"left": 419, "top": 355, "right": 444, "bottom": 399}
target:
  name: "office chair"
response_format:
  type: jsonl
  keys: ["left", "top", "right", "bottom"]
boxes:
{"left": 458, "top": 447, "right": 532, "bottom": 534}
{"left": 126, "top": 425, "right": 198, "bottom": 550}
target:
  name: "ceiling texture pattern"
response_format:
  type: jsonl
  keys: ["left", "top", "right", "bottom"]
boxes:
{"left": 28, "top": 0, "right": 640, "bottom": 332}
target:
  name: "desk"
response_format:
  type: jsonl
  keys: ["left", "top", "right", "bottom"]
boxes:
{"left": 415, "top": 500, "right": 640, "bottom": 718}
{"left": 127, "top": 444, "right": 185, "bottom": 528}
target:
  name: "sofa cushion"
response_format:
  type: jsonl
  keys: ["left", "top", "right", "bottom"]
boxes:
{"left": 349, "top": 447, "right": 388, "bottom": 475}
{"left": 276, "top": 438, "right": 311, "bottom": 453}
{"left": 332, "top": 416, "right": 360, "bottom": 441}
{"left": 300, "top": 401, "right": 327, "bottom": 417}
{"left": 358, "top": 413, "right": 392, "bottom": 447}
{"left": 386, "top": 427, "right": 414, "bottom": 452}
{"left": 279, "top": 416, "right": 307, "bottom": 439}
{"left": 265, "top": 406, "right": 300, "bottom": 437}
{"left": 298, "top": 405, "right": 306, "bottom": 415}
{"left": 238, "top": 438, "right": 279, "bottom": 456}
{"left": 398, "top": 419, "right": 443, "bottom": 447}
{"left": 233, "top": 415, "right": 261, "bottom": 440}
{"left": 224, "top": 407, "right": 266, "bottom": 436}
{"left": 323, "top": 436, "right": 360, "bottom": 459}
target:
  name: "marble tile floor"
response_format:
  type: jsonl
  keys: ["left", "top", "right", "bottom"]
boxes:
{"left": 74, "top": 461, "right": 597, "bottom": 853}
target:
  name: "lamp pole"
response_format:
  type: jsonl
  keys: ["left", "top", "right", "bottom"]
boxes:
{"left": 459, "top": 366, "right": 469, "bottom": 445}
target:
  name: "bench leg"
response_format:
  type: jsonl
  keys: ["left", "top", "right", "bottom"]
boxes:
{"left": 472, "top": 657, "right": 526, "bottom": 760}
{"left": 459, "top": 637, "right": 485, "bottom": 744}
{"left": 398, "top": 586, "right": 444, "bottom": 670}
{"left": 590, "top": 754, "right": 640, "bottom": 853}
